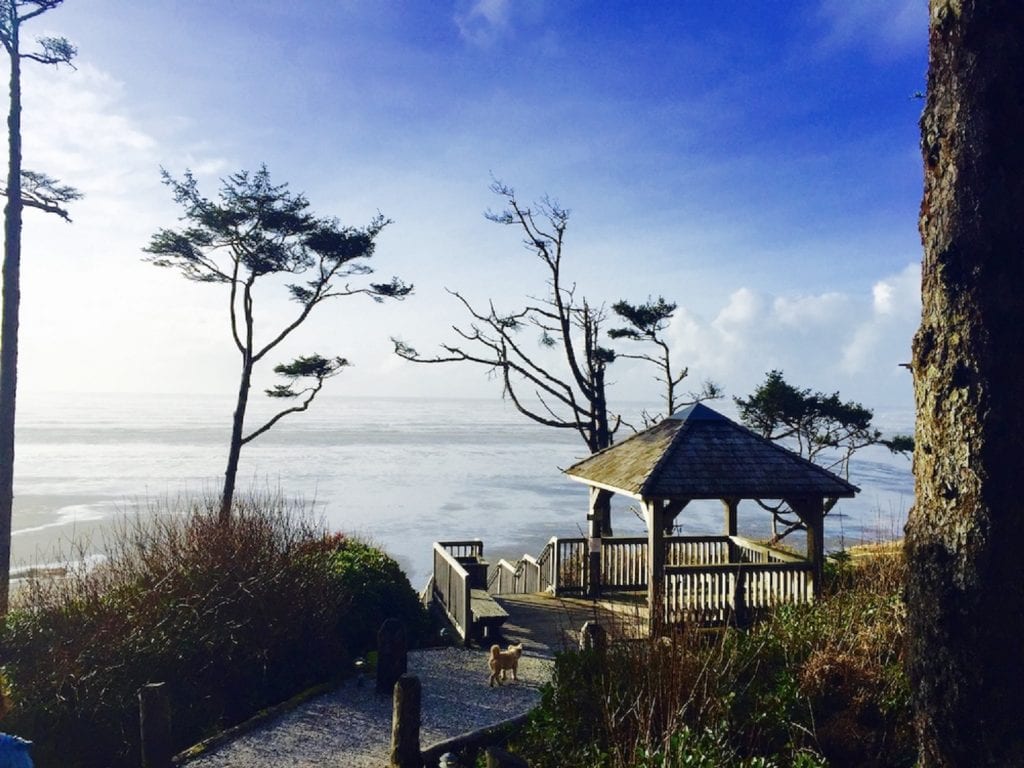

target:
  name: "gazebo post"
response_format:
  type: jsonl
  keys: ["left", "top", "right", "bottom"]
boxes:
{"left": 644, "top": 498, "right": 666, "bottom": 636}
{"left": 587, "top": 486, "right": 604, "bottom": 598}
{"left": 722, "top": 497, "right": 739, "bottom": 563}
{"left": 790, "top": 497, "right": 825, "bottom": 598}
{"left": 722, "top": 498, "right": 738, "bottom": 536}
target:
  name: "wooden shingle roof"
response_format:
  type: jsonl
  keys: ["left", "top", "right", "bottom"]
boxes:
{"left": 564, "top": 403, "right": 859, "bottom": 500}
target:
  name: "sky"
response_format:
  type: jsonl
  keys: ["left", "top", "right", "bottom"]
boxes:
{"left": 7, "top": 0, "right": 927, "bottom": 421}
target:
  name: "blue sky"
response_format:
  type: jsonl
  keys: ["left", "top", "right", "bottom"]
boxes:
{"left": 10, "top": 0, "right": 926, "bottom": 420}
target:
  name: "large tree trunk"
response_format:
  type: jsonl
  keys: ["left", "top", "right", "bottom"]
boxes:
{"left": 907, "top": 3, "right": 1024, "bottom": 765}
{"left": 0, "top": 25, "right": 23, "bottom": 616}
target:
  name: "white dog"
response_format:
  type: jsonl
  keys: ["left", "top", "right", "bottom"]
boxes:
{"left": 488, "top": 643, "right": 523, "bottom": 687}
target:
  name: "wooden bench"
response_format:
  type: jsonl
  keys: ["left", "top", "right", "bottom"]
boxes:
{"left": 470, "top": 588, "right": 509, "bottom": 640}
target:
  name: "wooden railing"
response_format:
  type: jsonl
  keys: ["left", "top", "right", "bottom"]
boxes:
{"left": 663, "top": 560, "right": 813, "bottom": 625}
{"left": 669, "top": 535, "right": 731, "bottom": 565}
{"left": 488, "top": 535, "right": 807, "bottom": 589}
{"left": 433, "top": 541, "right": 477, "bottom": 643}
{"left": 740, "top": 561, "right": 812, "bottom": 608}
{"left": 731, "top": 536, "right": 804, "bottom": 564}
{"left": 488, "top": 537, "right": 568, "bottom": 595}
{"left": 600, "top": 537, "right": 647, "bottom": 591}
{"left": 554, "top": 538, "right": 587, "bottom": 594}
{"left": 488, "top": 559, "right": 519, "bottom": 595}
{"left": 664, "top": 564, "right": 737, "bottom": 625}
{"left": 440, "top": 539, "right": 484, "bottom": 560}
{"left": 536, "top": 537, "right": 556, "bottom": 593}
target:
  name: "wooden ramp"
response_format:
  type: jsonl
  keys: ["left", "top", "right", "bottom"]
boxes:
{"left": 492, "top": 592, "right": 649, "bottom": 657}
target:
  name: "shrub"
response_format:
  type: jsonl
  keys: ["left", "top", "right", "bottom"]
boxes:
{"left": 0, "top": 494, "right": 425, "bottom": 768}
{"left": 324, "top": 536, "right": 429, "bottom": 654}
{"left": 515, "top": 548, "right": 913, "bottom": 768}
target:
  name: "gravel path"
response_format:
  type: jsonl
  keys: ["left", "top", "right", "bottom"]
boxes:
{"left": 183, "top": 647, "right": 553, "bottom": 768}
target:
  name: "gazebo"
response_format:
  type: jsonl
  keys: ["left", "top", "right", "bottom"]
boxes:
{"left": 564, "top": 402, "right": 859, "bottom": 629}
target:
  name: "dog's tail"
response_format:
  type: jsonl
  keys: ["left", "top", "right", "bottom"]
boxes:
{"left": 489, "top": 644, "right": 500, "bottom": 659}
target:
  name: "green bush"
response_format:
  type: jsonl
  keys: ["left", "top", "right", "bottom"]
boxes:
{"left": 0, "top": 495, "right": 426, "bottom": 768}
{"left": 515, "top": 551, "right": 913, "bottom": 768}
{"left": 325, "top": 536, "right": 429, "bottom": 654}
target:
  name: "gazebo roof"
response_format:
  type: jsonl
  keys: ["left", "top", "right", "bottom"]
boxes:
{"left": 564, "top": 403, "right": 860, "bottom": 501}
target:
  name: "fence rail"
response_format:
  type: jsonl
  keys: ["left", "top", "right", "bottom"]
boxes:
{"left": 488, "top": 559, "right": 519, "bottom": 595}
{"left": 439, "top": 539, "right": 484, "bottom": 560}
{"left": 479, "top": 534, "right": 813, "bottom": 625}
{"left": 663, "top": 560, "right": 813, "bottom": 625}
{"left": 731, "top": 535, "right": 804, "bottom": 564}
{"left": 536, "top": 538, "right": 556, "bottom": 593}
{"left": 433, "top": 542, "right": 474, "bottom": 643}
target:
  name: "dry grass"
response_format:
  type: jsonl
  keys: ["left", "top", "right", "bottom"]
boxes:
{"left": 0, "top": 493, "right": 425, "bottom": 768}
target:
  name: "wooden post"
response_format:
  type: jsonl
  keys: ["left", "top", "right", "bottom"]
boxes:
{"left": 790, "top": 497, "right": 824, "bottom": 598}
{"left": 139, "top": 682, "right": 172, "bottom": 768}
{"left": 390, "top": 675, "right": 421, "bottom": 768}
{"left": 587, "top": 486, "right": 603, "bottom": 599}
{"left": 645, "top": 498, "right": 665, "bottom": 636}
{"left": 722, "top": 497, "right": 739, "bottom": 563}
{"left": 806, "top": 499, "right": 824, "bottom": 599}
{"left": 731, "top": 565, "right": 748, "bottom": 627}
{"left": 377, "top": 618, "right": 409, "bottom": 695}
{"left": 579, "top": 620, "right": 608, "bottom": 653}
{"left": 722, "top": 497, "right": 738, "bottom": 536}
{"left": 551, "top": 537, "right": 561, "bottom": 595}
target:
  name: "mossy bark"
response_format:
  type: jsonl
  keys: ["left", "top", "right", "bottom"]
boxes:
{"left": 907, "top": 2, "right": 1024, "bottom": 765}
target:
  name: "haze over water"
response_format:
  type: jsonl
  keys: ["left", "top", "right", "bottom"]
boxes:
{"left": 12, "top": 392, "right": 914, "bottom": 587}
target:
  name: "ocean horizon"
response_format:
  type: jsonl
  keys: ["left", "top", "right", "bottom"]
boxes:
{"left": 11, "top": 391, "right": 915, "bottom": 587}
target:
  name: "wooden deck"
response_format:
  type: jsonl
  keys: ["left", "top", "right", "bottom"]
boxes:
{"left": 493, "top": 592, "right": 648, "bottom": 656}
{"left": 432, "top": 536, "right": 815, "bottom": 642}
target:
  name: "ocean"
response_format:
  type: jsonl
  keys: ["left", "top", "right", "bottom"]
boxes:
{"left": 11, "top": 392, "right": 915, "bottom": 588}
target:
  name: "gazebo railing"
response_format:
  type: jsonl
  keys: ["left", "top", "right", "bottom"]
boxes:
{"left": 731, "top": 535, "right": 804, "bottom": 564}
{"left": 601, "top": 537, "right": 647, "bottom": 590}
{"left": 668, "top": 535, "right": 732, "bottom": 565}
{"left": 550, "top": 537, "right": 588, "bottom": 595}
{"left": 488, "top": 535, "right": 811, "bottom": 603}
{"left": 663, "top": 560, "right": 813, "bottom": 625}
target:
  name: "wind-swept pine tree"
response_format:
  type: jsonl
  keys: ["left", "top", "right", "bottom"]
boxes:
{"left": 146, "top": 167, "right": 411, "bottom": 521}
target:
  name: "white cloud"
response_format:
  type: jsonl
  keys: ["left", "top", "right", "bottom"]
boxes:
{"left": 650, "top": 265, "right": 920, "bottom": 410}
{"left": 816, "top": 0, "right": 926, "bottom": 58}
{"left": 772, "top": 291, "right": 849, "bottom": 328}
{"left": 841, "top": 263, "right": 919, "bottom": 374}
{"left": 455, "top": 0, "right": 513, "bottom": 46}
{"left": 713, "top": 287, "right": 762, "bottom": 335}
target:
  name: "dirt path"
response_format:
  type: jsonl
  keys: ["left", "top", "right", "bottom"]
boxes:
{"left": 181, "top": 593, "right": 639, "bottom": 767}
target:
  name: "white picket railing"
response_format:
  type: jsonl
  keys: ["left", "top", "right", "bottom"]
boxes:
{"left": 479, "top": 534, "right": 813, "bottom": 625}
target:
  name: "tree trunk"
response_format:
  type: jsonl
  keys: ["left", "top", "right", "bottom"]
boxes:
{"left": 220, "top": 356, "right": 252, "bottom": 522}
{"left": 907, "top": 3, "right": 1024, "bottom": 765}
{"left": 0, "top": 22, "right": 23, "bottom": 616}
{"left": 591, "top": 365, "right": 613, "bottom": 536}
